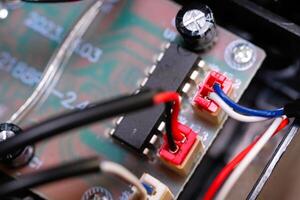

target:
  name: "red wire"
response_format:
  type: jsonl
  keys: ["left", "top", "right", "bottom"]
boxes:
{"left": 203, "top": 118, "right": 289, "bottom": 200}
{"left": 153, "top": 92, "right": 184, "bottom": 141}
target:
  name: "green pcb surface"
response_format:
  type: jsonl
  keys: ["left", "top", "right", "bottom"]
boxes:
{"left": 0, "top": 0, "right": 265, "bottom": 199}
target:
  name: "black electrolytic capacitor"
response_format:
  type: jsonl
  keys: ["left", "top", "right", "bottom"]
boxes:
{"left": 176, "top": 4, "right": 217, "bottom": 51}
{"left": 0, "top": 123, "right": 34, "bottom": 167}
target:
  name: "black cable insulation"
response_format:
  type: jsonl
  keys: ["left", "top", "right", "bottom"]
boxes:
{"left": 0, "top": 157, "right": 100, "bottom": 197}
{"left": 0, "top": 90, "right": 158, "bottom": 157}
{"left": 284, "top": 99, "right": 300, "bottom": 118}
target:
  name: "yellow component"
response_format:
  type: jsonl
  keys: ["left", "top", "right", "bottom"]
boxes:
{"left": 140, "top": 173, "right": 174, "bottom": 200}
{"left": 159, "top": 136, "right": 203, "bottom": 176}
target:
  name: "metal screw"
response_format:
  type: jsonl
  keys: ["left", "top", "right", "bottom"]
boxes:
{"left": 182, "top": 9, "right": 206, "bottom": 32}
{"left": 232, "top": 43, "right": 254, "bottom": 64}
{"left": 82, "top": 186, "right": 113, "bottom": 200}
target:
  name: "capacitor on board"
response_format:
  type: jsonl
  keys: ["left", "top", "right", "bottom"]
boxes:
{"left": 0, "top": 123, "right": 34, "bottom": 167}
{"left": 175, "top": 4, "right": 217, "bottom": 51}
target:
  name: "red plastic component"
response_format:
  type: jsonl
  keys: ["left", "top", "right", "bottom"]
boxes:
{"left": 193, "top": 71, "right": 232, "bottom": 113}
{"left": 159, "top": 123, "right": 197, "bottom": 165}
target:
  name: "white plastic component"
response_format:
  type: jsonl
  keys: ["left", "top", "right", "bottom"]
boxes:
{"left": 140, "top": 173, "right": 174, "bottom": 200}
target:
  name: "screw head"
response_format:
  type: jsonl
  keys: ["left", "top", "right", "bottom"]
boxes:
{"left": 82, "top": 186, "right": 113, "bottom": 200}
{"left": 225, "top": 40, "right": 257, "bottom": 71}
{"left": 232, "top": 43, "right": 254, "bottom": 64}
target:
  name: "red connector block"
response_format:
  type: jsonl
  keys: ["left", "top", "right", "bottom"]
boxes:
{"left": 193, "top": 71, "right": 233, "bottom": 124}
{"left": 159, "top": 123, "right": 203, "bottom": 175}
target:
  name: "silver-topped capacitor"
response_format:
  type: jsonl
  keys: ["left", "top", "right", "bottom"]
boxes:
{"left": 176, "top": 4, "right": 217, "bottom": 51}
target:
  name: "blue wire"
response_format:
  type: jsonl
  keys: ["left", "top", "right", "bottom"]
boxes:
{"left": 142, "top": 182, "right": 154, "bottom": 195}
{"left": 213, "top": 83, "right": 284, "bottom": 117}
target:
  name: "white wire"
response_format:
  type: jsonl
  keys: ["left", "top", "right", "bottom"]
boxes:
{"left": 8, "top": 0, "right": 104, "bottom": 124}
{"left": 100, "top": 161, "right": 147, "bottom": 200}
{"left": 216, "top": 117, "right": 284, "bottom": 200}
{"left": 209, "top": 92, "right": 268, "bottom": 122}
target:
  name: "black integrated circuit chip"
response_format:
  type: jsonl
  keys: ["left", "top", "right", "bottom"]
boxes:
{"left": 112, "top": 43, "right": 200, "bottom": 154}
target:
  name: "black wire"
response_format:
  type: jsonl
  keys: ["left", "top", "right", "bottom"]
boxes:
{"left": 0, "top": 90, "right": 178, "bottom": 197}
{"left": 0, "top": 157, "right": 100, "bottom": 197}
{"left": 0, "top": 90, "right": 158, "bottom": 157}
{"left": 165, "top": 102, "right": 177, "bottom": 152}
{"left": 284, "top": 98, "right": 300, "bottom": 118}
